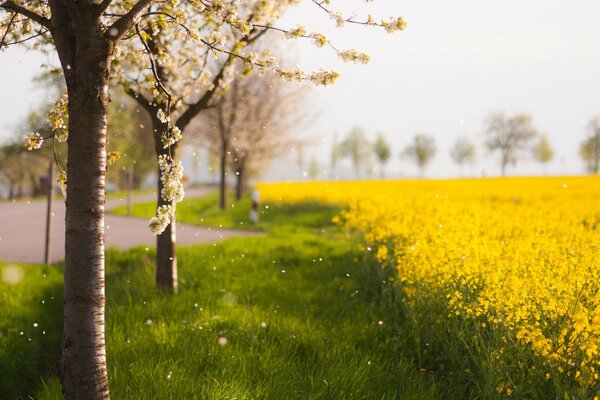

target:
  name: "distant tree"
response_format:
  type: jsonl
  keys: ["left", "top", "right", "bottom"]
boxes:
{"left": 193, "top": 67, "right": 306, "bottom": 203}
{"left": 339, "top": 127, "right": 372, "bottom": 178}
{"left": 580, "top": 117, "right": 600, "bottom": 175}
{"left": 106, "top": 93, "right": 155, "bottom": 190}
{"left": 0, "top": 142, "right": 46, "bottom": 199}
{"left": 373, "top": 134, "right": 391, "bottom": 178}
{"left": 483, "top": 112, "right": 538, "bottom": 176}
{"left": 449, "top": 137, "right": 476, "bottom": 177}
{"left": 0, "top": 110, "right": 59, "bottom": 199}
{"left": 531, "top": 134, "right": 554, "bottom": 174}
{"left": 331, "top": 133, "right": 341, "bottom": 175}
{"left": 402, "top": 133, "right": 436, "bottom": 177}
{"left": 308, "top": 157, "right": 320, "bottom": 180}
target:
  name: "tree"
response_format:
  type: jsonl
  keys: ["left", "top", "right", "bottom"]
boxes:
{"left": 106, "top": 93, "right": 155, "bottom": 190}
{"left": 531, "top": 134, "right": 554, "bottom": 174}
{"left": 308, "top": 157, "right": 320, "bottom": 180}
{"left": 402, "top": 133, "right": 436, "bottom": 177}
{"left": 0, "top": 110, "right": 58, "bottom": 199}
{"left": 449, "top": 136, "right": 476, "bottom": 177}
{"left": 483, "top": 112, "right": 538, "bottom": 176}
{"left": 373, "top": 134, "right": 391, "bottom": 178}
{"left": 339, "top": 126, "right": 372, "bottom": 178}
{"left": 1, "top": 1, "right": 406, "bottom": 397}
{"left": 194, "top": 68, "right": 306, "bottom": 202}
{"left": 330, "top": 133, "right": 341, "bottom": 176}
{"left": 0, "top": 141, "right": 47, "bottom": 199}
{"left": 580, "top": 117, "right": 600, "bottom": 175}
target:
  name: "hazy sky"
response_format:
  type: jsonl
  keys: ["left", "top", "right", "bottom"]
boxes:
{"left": 1, "top": 0, "right": 599, "bottom": 178}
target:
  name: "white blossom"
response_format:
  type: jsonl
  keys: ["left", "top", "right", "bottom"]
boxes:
{"left": 156, "top": 109, "right": 170, "bottom": 124}
{"left": 338, "top": 49, "right": 371, "bottom": 64}
{"left": 24, "top": 132, "right": 43, "bottom": 151}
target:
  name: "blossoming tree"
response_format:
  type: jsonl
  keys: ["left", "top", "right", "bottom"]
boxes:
{"left": 0, "top": 1, "right": 406, "bottom": 398}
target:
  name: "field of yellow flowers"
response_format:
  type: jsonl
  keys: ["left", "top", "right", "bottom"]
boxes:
{"left": 257, "top": 177, "right": 600, "bottom": 398}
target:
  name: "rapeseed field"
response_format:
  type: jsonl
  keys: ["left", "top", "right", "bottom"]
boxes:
{"left": 258, "top": 177, "right": 600, "bottom": 398}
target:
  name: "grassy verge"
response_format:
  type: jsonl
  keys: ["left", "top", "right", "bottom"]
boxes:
{"left": 111, "top": 191, "right": 342, "bottom": 233}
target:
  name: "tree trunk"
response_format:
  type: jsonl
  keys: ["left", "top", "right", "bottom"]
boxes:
{"left": 219, "top": 145, "right": 227, "bottom": 210}
{"left": 235, "top": 166, "right": 244, "bottom": 201}
{"left": 60, "top": 33, "right": 111, "bottom": 400}
{"left": 152, "top": 117, "right": 178, "bottom": 293}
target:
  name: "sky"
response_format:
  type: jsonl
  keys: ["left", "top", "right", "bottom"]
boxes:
{"left": 1, "top": 0, "right": 599, "bottom": 179}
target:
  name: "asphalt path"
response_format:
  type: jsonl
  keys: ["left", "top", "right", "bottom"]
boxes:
{"left": 0, "top": 187, "right": 260, "bottom": 264}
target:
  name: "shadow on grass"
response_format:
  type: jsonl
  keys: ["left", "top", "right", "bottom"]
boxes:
{"left": 95, "top": 232, "right": 440, "bottom": 399}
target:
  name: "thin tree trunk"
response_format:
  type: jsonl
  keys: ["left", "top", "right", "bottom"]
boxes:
{"left": 153, "top": 117, "right": 178, "bottom": 293}
{"left": 219, "top": 145, "right": 227, "bottom": 210}
{"left": 60, "top": 36, "right": 111, "bottom": 399}
{"left": 235, "top": 167, "right": 244, "bottom": 201}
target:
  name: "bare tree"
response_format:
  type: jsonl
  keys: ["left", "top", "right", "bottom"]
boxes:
{"left": 531, "top": 134, "right": 554, "bottom": 175}
{"left": 192, "top": 68, "right": 307, "bottom": 202}
{"left": 580, "top": 117, "right": 600, "bottom": 175}
{"left": 339, "top": 126, "right": 372, "bottom": 178}
{"left": 483, "top": 112, "right": 538, "bottom": 176}
{"left": 373, "top": 134, "right": 391, "bottom": 178}
{"left": 449, "top": 136, "right": 476, "bottom": 177}
{"left": 402, "top": 133, "right": 436, "bottom": 177}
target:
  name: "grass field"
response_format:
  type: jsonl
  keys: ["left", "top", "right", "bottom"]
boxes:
{"left": 1, "top": 196, "right": 439, "bottom": 399}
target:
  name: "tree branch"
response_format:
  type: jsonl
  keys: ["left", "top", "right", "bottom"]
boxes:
{"left": 105, "top": 0, "right": 153, "bottom": 42}
{"left": 1, "top": 1, "right": 52, "bottom": 30}
{"left": 124, "top": 87, "right": 155, "bottom": 115}
{"left": 0, "top": 12, "right": 17, "bottom": 50}
{"left": 97, "top": 0, "right": 113, "bottom": 16}
{"left": 175, "top": 55, "right": 234, "bottom": 133}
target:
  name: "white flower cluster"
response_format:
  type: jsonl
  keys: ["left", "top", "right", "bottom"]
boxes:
{"left": 331, "top": 11, "right": 345, "bottom": 27}
{"left": 207, "top": 30, "right": 225, "bottom": 46}
{"left": 48, "top": 92, "right": 69, "bottom": 142}
{"left": 161, "top": 126, "right": 182, "bottom": 149}
{"left": 158, "top": 154, "right": 184, "bottom": 203}
{"left": 150, "top": 155, "right": 184, "bottom": 235}
{"left": 276, "top": 68, "right": 340, "bottom": 86}
{"left": 157, "top": 108, "right": 170, "bottom": 124}
{"left": 308, "top": 69, "right": 340, "bottom": 86}
{"left": 24, "top": 132, "right": 43, "bottom": 151}
{"left": 57, "top": 171, "right": 67, "bottom": 198}
{"left": 382, "top": 17, "right": 408, "bottom": 33}
{"left": 311, "top": 33, "right": 327, "bottom": 48}
{"left": 149, "top": 204, "right": 174, "bottom": 235}
{"left": 284, "top": 25, "right": 307, "bottom": 39}
{"left": 338, "top": 49, "right": 371, "bottom": 64}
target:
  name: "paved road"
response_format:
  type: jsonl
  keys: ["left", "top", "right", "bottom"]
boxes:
{"left": 0, "top": 187, "right": 259, "bottom": 264}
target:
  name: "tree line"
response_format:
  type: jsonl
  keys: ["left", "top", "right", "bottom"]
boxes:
{"left": 331, "top": 113, "right": 600, "bottom": 178}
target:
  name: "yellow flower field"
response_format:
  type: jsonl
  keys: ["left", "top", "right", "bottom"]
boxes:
{"left": 257, "top": 177, "right": 600, "bottom": 395}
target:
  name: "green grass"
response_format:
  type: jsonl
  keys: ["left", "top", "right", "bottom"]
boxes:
{"left": 0, "top": 263, "right": 64, "bottom": 399}
{"left": 111, "top": 191, "right": 342, "bottom": 233}
{"left": 1, "top": 198, "right": 441, "bottom": 399}
{"left": 105, "top": 187, "right": 155, "bottom": 200}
